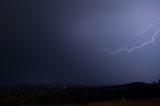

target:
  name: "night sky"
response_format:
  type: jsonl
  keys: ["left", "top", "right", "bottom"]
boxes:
{"left": 1, "top": 0, "right": 160, "bottom": 85}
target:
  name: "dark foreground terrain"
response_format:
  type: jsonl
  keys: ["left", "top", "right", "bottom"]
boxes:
{"left": 0, "top": 82, "right": 160, "bottom": 105}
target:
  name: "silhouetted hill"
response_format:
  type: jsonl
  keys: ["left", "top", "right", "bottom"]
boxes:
{"left": 0, "top": 82, "right": 160, "bottom": 104}
{"left": 124, "top": 82, "right": 147, "bottom": 86}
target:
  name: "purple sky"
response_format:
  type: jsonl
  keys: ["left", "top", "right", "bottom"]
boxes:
{"left": 1, "top": 0, "right": 160, "bottom": 85}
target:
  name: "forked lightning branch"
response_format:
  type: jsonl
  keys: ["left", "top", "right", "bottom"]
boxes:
{"left": 103, "top": 18, "right": 160, "bottom": 54}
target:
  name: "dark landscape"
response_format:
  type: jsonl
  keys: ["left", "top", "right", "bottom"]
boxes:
{"left": 0, "top": 82, "right": 160, "bottom": 105}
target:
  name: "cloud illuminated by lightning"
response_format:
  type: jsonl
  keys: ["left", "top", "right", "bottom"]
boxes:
{"left": 103, "top": 18, "right": 160, "bottom": 54}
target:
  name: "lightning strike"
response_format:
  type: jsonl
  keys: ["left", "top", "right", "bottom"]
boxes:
{"left": 104, "top": 18, "right": 160, "bottom": 54}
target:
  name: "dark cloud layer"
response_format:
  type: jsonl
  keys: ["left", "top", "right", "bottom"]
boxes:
{"left": 1, "top": 0, "right": 160, "bottom": 85}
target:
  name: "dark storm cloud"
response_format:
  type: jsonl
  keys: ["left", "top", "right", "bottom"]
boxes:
{"left": 1, "top": 0, "right": 160, "bottom": 85}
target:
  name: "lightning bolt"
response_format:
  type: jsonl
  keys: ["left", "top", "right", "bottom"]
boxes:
{"left": 103, "top": 18, "right": 160, "bottom": 54}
